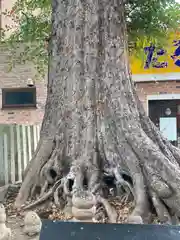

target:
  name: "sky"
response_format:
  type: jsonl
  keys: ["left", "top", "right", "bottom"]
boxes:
{"left": 176, "top": 0, "right": 180, "bottom": 2}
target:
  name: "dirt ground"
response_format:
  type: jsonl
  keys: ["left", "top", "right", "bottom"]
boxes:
{"left": 2, "top": 184, "right": 148, "bottom": 239}
{"left": 4, "top": 199, "right": 136, "bottom": 240}
{"left": 1, "top": 184, "right": 38, "bottom": 239}
{"left": 7, "top": 216, "right": 37, "bottom": 240}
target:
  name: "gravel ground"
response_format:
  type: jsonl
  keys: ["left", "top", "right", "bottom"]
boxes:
{"left": 7, "top": 216, "right": 28, "bottom": 240}
{"left": 1, "top": 183, "right": 142, "bottom": 240}
{"left": 7, "top": 215, "right": 41, "bottom": 240}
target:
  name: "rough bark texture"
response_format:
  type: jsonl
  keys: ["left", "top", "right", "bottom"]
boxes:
{"left": 15, "top": 0, "right": 180, "bottom": 224}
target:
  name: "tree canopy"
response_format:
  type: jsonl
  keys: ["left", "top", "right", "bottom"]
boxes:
{"left": 2, "top": 0, "right": 180, "bottom": 77}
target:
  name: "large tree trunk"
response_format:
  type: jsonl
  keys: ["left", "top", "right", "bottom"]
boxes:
{"left": 15, "top": 0, "right": 180, "bottom": 224}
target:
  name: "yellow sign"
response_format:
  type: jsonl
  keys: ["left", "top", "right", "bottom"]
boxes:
{"left": 130, "top": 33, "right": 180, "bottom": 74}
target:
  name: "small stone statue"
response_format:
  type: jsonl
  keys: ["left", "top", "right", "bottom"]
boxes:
{"left": 72, "top": 191, "right": 96, "bottom": 221}
{"left": 24, "top": 211, "right": 42, "bottom": 237}
{"left": 0, "top": 204, "right": 11, "bottom": 240}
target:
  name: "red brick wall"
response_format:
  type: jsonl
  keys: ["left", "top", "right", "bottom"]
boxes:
{"left": 0, "top": 48, "right": 47, "bottom": 125}
{"left": 135, "top": 80, "right": 180, "bottom": 113}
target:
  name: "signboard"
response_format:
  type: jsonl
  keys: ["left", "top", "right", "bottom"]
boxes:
{"left": 160, "top": 117, "right": 177, "bottom": 141}
{"left": 130, "top": 33, "right": 180, "bottom": 74}
{"left": 40, "top": 220, "right": 180, "bottom": 240}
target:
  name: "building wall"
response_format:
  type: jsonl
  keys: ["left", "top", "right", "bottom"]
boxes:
{"left": 0, "top": 0, "right": 47, "bottom": 125}
{"left": 135, "top": 80, "right": 180, "bottom": 113}
{"left": 0, "top": 46, "right": 47, "bottom": 125}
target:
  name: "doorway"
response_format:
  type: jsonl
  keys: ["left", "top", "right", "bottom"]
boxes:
{"left": 148, "top": 99, "right": 180, "bottom": 146}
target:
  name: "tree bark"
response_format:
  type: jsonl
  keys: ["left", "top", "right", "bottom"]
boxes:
{"left": 15, "top": 0, "right": 180, "bottom": 224}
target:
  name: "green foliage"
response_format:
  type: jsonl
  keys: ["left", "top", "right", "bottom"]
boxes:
{"left": 2, "top": 0, "right": 180, "bottom": 77}
{"left": 127, "top": 0, "right": 180, "bottom": 56}
{"left": 2, "top": 0, "right": 51, "bottom": 78}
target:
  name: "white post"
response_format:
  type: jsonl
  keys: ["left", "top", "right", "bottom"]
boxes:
{"left": 16, "top": 125, "right": 22, "bottom": 182}
{"left": 3, "top": 134, "right": 8, "bottom": 185}
{"left": 22, "top": 125, "right": 28, "bottom": 171}
{"left": 0, "top": 137, "right": 4, "bottom": 184}
{"left": 37, "top": 125, "right": 40, "bottom": 141}
{"left": 10, "top": 125, "right": 15, "bottom": 184}
{"left": 33, "top": 125, "right": 37, "bottom": 152}
{"left": 27, "top": 126, "right": 32, "bottom": 162}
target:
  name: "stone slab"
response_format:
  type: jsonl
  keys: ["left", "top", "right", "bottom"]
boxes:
{"left": 40, "top": 220, "right": 180, "bottom": 240}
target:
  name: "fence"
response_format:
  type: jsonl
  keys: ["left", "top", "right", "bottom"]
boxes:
{"left": 0, "top": 124, "right": 41, "bottom": 186}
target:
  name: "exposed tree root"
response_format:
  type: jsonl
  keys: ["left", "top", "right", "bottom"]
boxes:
{"left": 23, "top": 179, "right": 62, "bottom": 210}
{"left": 16, "top": 125, "right": 180, "bottom": 224}
{"left": 96, "top": 196, "right": 117, "bottom": 223}
{"left": 15, "top": 139, "right": 54, "bottom": 207}
{"left": 150, "top": 190, "right": 171, "bottom": 224}
{"left": 17, "top": 121, "right": 180, "bottom": 223}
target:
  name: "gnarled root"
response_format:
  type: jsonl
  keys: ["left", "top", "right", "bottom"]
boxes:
{"left": 150, "top": 190, "right": 171, "bottom": 224}
{"left": 96, "top": 195, "right": 117, "bottom": 223}
{"left": 23, "top": 179, "right": 62, "bottom": 210}
{"left": 15, "top": 115, "right": 180, "bottom": 225}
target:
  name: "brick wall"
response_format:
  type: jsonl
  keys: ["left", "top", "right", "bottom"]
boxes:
{"left": 135, "top": 80, "right": 180, "bottom": 113}
{"left": 0, "top": 46, "right": 47, "bottom": 125}
{"left": 0, "top": 1, "right": 47, "bottom": 125}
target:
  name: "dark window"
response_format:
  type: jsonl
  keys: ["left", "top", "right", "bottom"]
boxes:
{"left": 2, "top": 87, "right": 36, "bottom": 109}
